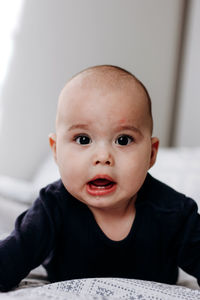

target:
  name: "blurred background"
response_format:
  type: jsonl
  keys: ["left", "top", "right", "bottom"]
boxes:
{"left": 0, "top": 0, "right": 200, "bottom": 182}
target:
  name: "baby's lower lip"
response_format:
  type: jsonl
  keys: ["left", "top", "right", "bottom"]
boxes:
{"left": 86, "top": 180, "right": 117, "bottom": 196}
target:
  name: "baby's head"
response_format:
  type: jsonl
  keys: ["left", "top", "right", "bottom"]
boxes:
{"left": 49, "top": 65, "right": 159, "bottom": 211}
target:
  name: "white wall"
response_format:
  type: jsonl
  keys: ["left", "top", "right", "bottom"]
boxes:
{"left": 0, "top": 0, "right": 184, "bottom": 180}
{"left": 174, "top": 0, "right": 200, "bottom": 147}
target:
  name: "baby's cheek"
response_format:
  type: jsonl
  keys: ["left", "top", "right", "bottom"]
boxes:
{"left": 60, "top": 160, "right": 81, "bottom": 188}
{"left": 121, "top": 157, "right": 148, "bottom": 182}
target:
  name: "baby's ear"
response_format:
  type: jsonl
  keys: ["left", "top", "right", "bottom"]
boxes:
{"left": 48, "top": 133, "right": 57, "bottom": 162}
{"left": 149, "top": 137, "right": 159, "bottom": 169}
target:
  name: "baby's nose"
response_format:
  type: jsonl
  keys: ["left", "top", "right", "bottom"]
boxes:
{"left": 92, "top": 146, "right": 114, "bottom": 166}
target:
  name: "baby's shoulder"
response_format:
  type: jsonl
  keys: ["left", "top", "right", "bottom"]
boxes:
{"left": 40, "top": 179, "right": 65, "bottom": 196}
{"left": 140, "top": 174, "right": 197, "bottom": 214}
{"left": 36, "top": 179, "right": 73, "bottom": 211}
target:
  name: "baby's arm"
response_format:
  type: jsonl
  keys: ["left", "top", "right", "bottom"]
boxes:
{"left": 177, "top": 197, "right": 200, "bottom": 285}
{"left": 0, "top": 184, "right": 61, "bottom": 291}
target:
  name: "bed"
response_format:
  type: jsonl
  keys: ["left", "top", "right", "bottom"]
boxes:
{"left": 0, "top": 147, "right": 200, "bottom": 299}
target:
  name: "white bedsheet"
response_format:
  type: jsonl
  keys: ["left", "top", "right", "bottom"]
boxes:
{"left": 1, "top": 277, "right": 200, "bottom": 300}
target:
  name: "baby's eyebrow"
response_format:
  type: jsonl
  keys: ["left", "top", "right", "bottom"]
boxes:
{"left": 68, "top": 124, "right": 89, "bottom": 131}
{"left": 116, "top": 125, "right": 142, "bottom": 136}
{"left": 67, "top": 123, "right": 143, "bottom": 136}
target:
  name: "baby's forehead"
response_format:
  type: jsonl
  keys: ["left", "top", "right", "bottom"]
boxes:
{"left": 56, "top": 67, "right": 153, "bottom": 133}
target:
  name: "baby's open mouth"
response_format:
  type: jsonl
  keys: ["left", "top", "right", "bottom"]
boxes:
{"left": 89, "top": 178, "right": 115, "bottom": 188}
{"left": 86, "top": 177, "right": 117, "bottom": 196}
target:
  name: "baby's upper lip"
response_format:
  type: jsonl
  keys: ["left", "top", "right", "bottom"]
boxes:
{"left": 88, "top": 174, "right": 116, "bottom": 183}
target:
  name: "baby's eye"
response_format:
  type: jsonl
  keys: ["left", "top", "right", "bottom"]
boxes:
{"left": 115, "top": 135, "right": 134, "bottom": 146}
{"left": 74, "top": 135, "right": 91, "bottom": 145}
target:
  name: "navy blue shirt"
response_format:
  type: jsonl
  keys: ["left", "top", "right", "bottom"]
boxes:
{"left": 0, "top": 174, "right": 200, "bottom": 291}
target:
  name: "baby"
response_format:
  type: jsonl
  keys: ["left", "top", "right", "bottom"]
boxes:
{"left": 0, "top": 65, "right": 200, "bottom": 291}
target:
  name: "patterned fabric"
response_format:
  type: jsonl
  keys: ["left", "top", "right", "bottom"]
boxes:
{"left": 2, "top": 277, "right": 200, "bottom": 300}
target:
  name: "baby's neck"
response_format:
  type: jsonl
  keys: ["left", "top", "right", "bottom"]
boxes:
{"left": 89, "top": 196, "right": 136, "bottom": 241}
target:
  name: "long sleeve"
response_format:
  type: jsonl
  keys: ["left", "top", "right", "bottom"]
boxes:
{"left": 0, "top": 182, "right": 62, "bottom": 291}
{"left": 177, "top": 197, "right": 200, "bottom": 285}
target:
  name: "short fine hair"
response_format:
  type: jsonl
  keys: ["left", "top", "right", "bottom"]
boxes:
{"left": 68, "top": 65, "right": 153, "bottom": 133}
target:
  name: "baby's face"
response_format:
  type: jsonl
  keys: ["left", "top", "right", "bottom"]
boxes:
{"left": 50, "top": 77, "right": 159, "bottom": 212}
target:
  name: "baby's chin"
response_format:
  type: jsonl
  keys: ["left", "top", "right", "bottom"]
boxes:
{"left": 80, "top": 194, "right": 136, "bottom": 213}
{"left": 69, "top": 192, "right": 116, "bottom": 210}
